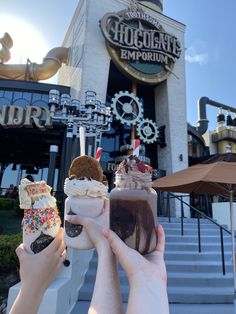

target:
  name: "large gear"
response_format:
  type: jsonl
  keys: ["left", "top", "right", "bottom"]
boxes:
{"left": 111, "top": 91, "right": 144, "bottom": 125}
{"left": 137, "top": 118, "right": 159, "bottom": 144}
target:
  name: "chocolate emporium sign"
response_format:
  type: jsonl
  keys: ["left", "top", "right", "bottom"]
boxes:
{"left": 100, "top": 6, "right": 182, "bottom": 84}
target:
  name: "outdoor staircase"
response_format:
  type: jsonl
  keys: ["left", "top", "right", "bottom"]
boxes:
{"left": 77, "top": 218, "right": 234, "bottom": 305}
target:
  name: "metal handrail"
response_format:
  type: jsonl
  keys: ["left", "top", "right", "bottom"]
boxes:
{"left": 163, "top": 192, "right": 233, "bottom": 275}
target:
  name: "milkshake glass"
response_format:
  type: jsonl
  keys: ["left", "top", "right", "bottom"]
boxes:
{"left": 64, "top": 177, "right": 108, "bottom": 249}
{"left": 109, "top": 156, "right": 157, "bottom": 255}
{"left": 19, "top": 179, "right": 61, "bottom": 254}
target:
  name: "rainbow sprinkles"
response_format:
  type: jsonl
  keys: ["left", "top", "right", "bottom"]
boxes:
{"left": 22, "top": 207, "right": 61, "bottom": 234}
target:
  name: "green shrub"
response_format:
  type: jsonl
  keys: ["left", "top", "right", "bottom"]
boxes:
{"left": 0, "top": 233, "right": 22, "bottom": 272}
{"left": 0, "top": 199, "right": 17, "bottom": 211}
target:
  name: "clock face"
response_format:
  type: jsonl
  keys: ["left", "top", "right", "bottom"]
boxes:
{"left": 100, "top": 9, "right": 181, "bottom": 85}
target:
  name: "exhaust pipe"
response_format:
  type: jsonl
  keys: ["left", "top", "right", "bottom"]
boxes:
{"left": 196, "top": 96, "right": 236, "bottom": 134}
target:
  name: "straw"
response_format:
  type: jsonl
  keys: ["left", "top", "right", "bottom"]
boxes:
{"left": 95, "top": 147, "right": 103, "bottom": 161}
{"left": 133, "top": 139, "right": 140, "bottom": 157}
{"left": 79, "top": 126, "right": 86, "bottom": 156}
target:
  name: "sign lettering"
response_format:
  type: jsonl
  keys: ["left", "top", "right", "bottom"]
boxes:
{"left": 100, "top": 8, "right": 181, "bottom": 84}
{"left": 0, "top": 105, "right": 52, "bottom": 130}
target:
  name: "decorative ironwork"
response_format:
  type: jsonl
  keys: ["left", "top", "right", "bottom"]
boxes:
{"left": 48, "top": 89, "right": 112, "bottom": 155}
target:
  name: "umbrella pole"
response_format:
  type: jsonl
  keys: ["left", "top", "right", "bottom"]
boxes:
{"left": 229, "top": 190, "right": 236, "bottom": 301}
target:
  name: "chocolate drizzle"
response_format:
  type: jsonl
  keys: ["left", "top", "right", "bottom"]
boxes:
{"left": 65, "top": 208, "right": 83, "bottom": 238}
{"left": 30, "top": 232, "right": 54, "bottom": 254}
{"left": 110, "top": 199, "right": 157, "bottom": 255}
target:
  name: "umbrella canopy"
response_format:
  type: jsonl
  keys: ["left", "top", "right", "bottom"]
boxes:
{"left": 152, "top": 161, "right": 236, "bottom": 196}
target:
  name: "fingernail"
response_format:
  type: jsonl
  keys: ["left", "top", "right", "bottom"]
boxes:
{"left": 102, "top": 228, "right": 109, "bottom": 237}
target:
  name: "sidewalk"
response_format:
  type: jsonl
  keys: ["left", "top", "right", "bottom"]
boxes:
{"left": 72, "top": 301, "right": 234, "bottom": 314}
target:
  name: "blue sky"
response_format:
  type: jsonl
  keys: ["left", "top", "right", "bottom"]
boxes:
{"left": 1, "top": 0, "right": 235, "bottom": 129}
{"left": 1, "top": 0, "right": 236, "bottom": 187}
{"left": 164, "top": 0, "right": 236, "bottom": 129}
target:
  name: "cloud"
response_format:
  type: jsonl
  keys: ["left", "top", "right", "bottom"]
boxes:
{"left": 185, "top": 46, "right": 209, "bottom": 65}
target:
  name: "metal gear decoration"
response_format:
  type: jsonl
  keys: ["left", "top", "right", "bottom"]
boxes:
{"left": 137, "top": 118, "right": 159, "bottom": 144}
{"left": 111, "top": 91, "right": 144, "bottom": 125}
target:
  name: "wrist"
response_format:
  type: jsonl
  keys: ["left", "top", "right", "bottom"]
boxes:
{"left": 20, "top": 284, "right": 45, "bottom": 301}
{"left": 96, "top": 242, "right": 113, "bottom": 255}
{"left": 129, "top": 273, "right": 167, "bottom": 290}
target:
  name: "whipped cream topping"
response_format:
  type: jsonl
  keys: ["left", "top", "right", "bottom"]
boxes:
{"left": 33, "top": 195, "right": 57, "bottom": 209}
{"left": 64, "top": 178, "right": 108, "bottom": 198}
{"left": 115, "top": 156, "right": 152, "bottom": 189}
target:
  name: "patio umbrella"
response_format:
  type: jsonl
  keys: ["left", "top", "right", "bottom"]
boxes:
{"left": 152, "top": 161, "right": 236, "bottom": 296}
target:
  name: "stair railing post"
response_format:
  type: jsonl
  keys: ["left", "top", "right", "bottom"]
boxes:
{"left": 220, "top": 227, "right": 226, "bottom": 275}
{"left": 197, "top": 212, "right": 201, "bottom": 253}
{"left": 167, "top": 192, "right": 171, "bottom": 223}
{"left": 181, "top": 196, "right": 184, "bottom": 236}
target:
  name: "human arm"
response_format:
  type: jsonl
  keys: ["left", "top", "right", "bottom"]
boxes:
{"left": 9, "top": 228, "right": 66, "bottom": 314}
{"left": 66, "top": 199, "right": 123, "bottom": 314}
{"left": 103, "top": 225, "right": 169, "bottom": 314}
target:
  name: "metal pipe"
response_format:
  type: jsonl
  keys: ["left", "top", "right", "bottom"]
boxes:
{"left": 197, "top": 213, "right": 201, "bottom": 253}
{"left": 196, "top": 96, "right": 236, "bottom": 135}
{"left": 0, "top": 47, "right": 69, "bottom": 81}
{"left": 220, "top": 227, "right": 226, "bottom": 275}
{"left": 167, "top": 192, "right": 171, "bottom": 223}
{"left": 181, "top": 196, "right": 184, "bottom": 236}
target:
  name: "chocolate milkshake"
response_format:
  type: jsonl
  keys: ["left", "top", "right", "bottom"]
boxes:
{"left": 110, "top": 156, "right": 157, "bottom": 255}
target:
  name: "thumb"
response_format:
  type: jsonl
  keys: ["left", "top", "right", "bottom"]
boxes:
{"left": 102, "top": 228, "right": 137, "bottom": 271}
{"left": 65, "top": 214, "right": 95, "bottom": 232}
{"left": 15, "top": 243, "right": 26, "bottom": 261}
{"left": 65, "top": 214, "right": 85, "bottom": 225}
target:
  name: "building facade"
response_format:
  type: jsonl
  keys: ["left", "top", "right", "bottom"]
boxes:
{"left": 0, "top": 0, "right": 189, "bottom": 216}
{"left": 59, "top": 0, "right": 188, "bottom": 176}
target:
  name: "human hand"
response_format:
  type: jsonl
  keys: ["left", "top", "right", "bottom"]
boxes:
{"left": 16, "top": 228, "right": 66, "bottom": 296}
{"left": 66, "top": 200, "right": 123, "bottom": 314}
{"left": 103, "top": 224, "right": 167, "bottom": 286}
{"left": 65, "top": 198, "right": 110, "bottom": 253}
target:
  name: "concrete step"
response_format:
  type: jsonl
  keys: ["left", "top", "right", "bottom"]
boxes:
{"left": 82, "top": 268, "right": 233, "bottom": 287}
{"left": 166, "top": 242, "right": 232, "bottom": 251}
{"left": 167, "top": 286, "right": 234, "bottom": 303}
{"left": 164, "top": 251, "right": 232, "bottom": 261}
{"left": 165, "top": 235, "right": 231, "bottom": 243}
{"left": 167, "top": 273, "right": 233, "bottom": 287}
{"left": 158, "top": 217, "right": 215, "bottom": 223}
{"left": 79, "top": 284, "right": 234, "bottom": 304}
{"left": 161, "top": 222, "right": 229, "bottom": 230}
{"left": 72, "top": 301, "right": 234, "bottom": 314}
{"left": 86, "top": 257, "right": 233, "bottom": 274}
{"left": 166, "top": 260, "right": 233, "bottom": 273}
{"left": 163, "top": 228, "right": 230, "bottom": 236}
{"left": 89, "top": 251, "right": 232, "bottom": 264}
{"left": 158, "top": 217, "right": 228, "bottom": 226}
